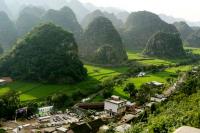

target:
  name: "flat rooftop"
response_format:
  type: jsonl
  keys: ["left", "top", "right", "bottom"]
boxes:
{"left": 174, "top": 126, "right": 200, "bottom": 133}
{"left": 105, "top": 99, "right": 126, "bottom": 104}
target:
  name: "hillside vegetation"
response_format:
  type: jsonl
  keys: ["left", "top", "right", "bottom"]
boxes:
{"left": 129, "top": 67, "right": 200, "bottom": 133}
{"left": 81, "top": 10, "right": 123, "bottom": 30}
{"left": 0, "top": 11, "right": 17, "bottom": 50}
{"left": 16, "top": 6, "right": 45, "bottom": 37}
{"left": 143, "top": 32, "right": 185, "bottom": 58}
{"left": 0, "top": 23, "right": 87, "bottom": 84}
{"left": 122, "top": 11, "right": 178, "bottom": 50}
{"left": 80, "top": 16, "right": 127, "bottom": 64}
{"left": 42, "top": 6, "right": 83, "bottom": 40}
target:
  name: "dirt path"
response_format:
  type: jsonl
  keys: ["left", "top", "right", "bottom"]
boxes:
{"left": 164, "top": 73, "right": 186, "bottom": 97}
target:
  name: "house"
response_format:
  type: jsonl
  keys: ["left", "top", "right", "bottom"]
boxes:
{"left": 12, "top": 124, "right": 31, "bottom": 133}
{"left": 37, "top": 116, "right": 51, "bottom": 123}
{"left": 77, "top": 102, "right": 104, "bottom": 110}
{"left": 12, "top": 126, "right": 23, "bottom": 133}
{"left": 38, "top": 106, "right": 53, "bottom": 116}
{"left": 57, "top": 127, "right": 68, "bottom": 133}
{"left": 145, "top": 102, "right": 156, "bottom": 108}
{"left": 150, "top": 81, "right": 164, "bottom": 86}
{"left": 43, "top": 127, "right": 56, "bottom": 133}
{"left": 150, "top": 97, "right": 166, "bottom": 103}
{"left": 115, "top": 124, "right": 131, "bottom": 133}
{"left": 126, "top": 102, "right": 137, "bottom": 112}
{"left": 104, "top": 95, "right": 126, "bottom": 116}
{"left": 67, "top": 119, "right": 104, "bottom": 133}
{"left": 0, "top": 79, "right": 6, "bottom": 86}
{"left": 1, "top": 77, "right": 13, "bottom": 83}
{"left": 137, "top": 72, "right": 146, "bottom": 77}
{"left": 174, "top": 126, "right": 200, "bottom": 133}
{"left": 121, "top": 114, "right": 137, "bottom": 123}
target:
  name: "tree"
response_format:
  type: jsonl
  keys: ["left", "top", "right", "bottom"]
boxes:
{"left": 50, "top": 93, "right": 72, "bottom": 110}
{"left": 0, "top": 23, "right": 87, "bottom": 84}
{"left": 124, "top": 83, "right": 138, "bottom": 98}
{"left": 0, "top": 90, "right": 20, "bottom": 119}
{"left": 81, "top": 16, "right": 127, "bottom": 64}
{"left": 136, "top": 84, "right": 151, "bottom": 105}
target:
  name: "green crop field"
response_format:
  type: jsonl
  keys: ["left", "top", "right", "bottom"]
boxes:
{"left": 127, "top": 51, "right": 186, "bottom": 65}
{"left": 113, "top": 65, "right": 192, "bottom": 99}
{"left": 0, "top": 65, "right": 128, "bottom": 101}
{"left": 0, "top": 47, "right": 197, "bottom": 102}
{"left": 185, "top": 47, "right": 200, "bottom": 55}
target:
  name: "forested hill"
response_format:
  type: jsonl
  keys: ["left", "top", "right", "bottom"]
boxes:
{"left": 16, "top": 6, "right": 45, "bottom": 37}
{"left": 173, "top": 21, "right": 193, "bottom": 41}
{"left": 42, "top": 6, "right": 83, "bottom": 40}
{"left": 80, "top": 16, "right": 127, "bottom": 64}
{"left": 81, "top": 9, "right": 123, "bottom": 30}
{"left": 0, "top": 23, "right": 87, "bottom": 84}
{"left": 122, "top": 11, "right": 178, "bottom": 50}
{"left": 143, "top": 32, "right": 185, "bottom": 58}
{"left": 0, "top": 11, "right": 18, "bottom": 50}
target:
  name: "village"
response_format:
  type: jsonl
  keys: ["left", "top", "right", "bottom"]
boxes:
{"left": 0, "top": 78, "right": 169, "bottom": 133}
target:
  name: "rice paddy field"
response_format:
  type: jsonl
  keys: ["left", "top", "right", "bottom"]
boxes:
{"left": 0, "top": 65, "right": 128, "bottom": 101}
{"left": 0, "top": 48, "right": 198, "bottom": 102}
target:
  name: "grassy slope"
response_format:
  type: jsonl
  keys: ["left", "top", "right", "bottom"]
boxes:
{"left": 130, "top": 88, "right": 200, "bottom": 133}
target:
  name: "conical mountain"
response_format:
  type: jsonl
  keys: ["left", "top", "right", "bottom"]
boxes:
{"left": 0, "top": 0, "right": 12, "bottom": 18}
{"left": 122, "top": 11, "right": 178, "bottom": 50}
{"left": 16, "top": 6, "right": 45, "bottom": 37}
{"left": 80, "top": 16, "right": 127, "bottom": 64}
{"left": 42, "top": 6, "right": 83, "bottom": 40}
{"left": 173, "top": 21, "right": 193, "bottom": 41}
{"left": 0, "top": 11, "right": 17, "bottom": 50}
{"left": 186, "top": 30, "right": 200, "bottom": 47}
{"left": 143, "top": 32, "right": 185, "bottom": 58}
{"left": 81, "top": 10, "right": 123, "bottom": 30}
{"left": 67, "top": 0, "right": 90, "bottom": 22}
{"left": 0, "top": 23, "right": 87, "bottom": 83}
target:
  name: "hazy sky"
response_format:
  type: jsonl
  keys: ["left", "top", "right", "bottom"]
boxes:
{"left": 80, "top": 0, "right": 200, "bottom": 21}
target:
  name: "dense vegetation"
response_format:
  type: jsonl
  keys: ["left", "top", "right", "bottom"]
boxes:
{"left": 173, "top": 21, "right": 193, "bottom": 41}
{"left": 122, "top": 11, "right": 178, "bottom": 50}
{"left": 186, "top": 29, "right": 200, "bottom": 47}
{"left": 143, "top": 32, "right": 185, "bottom": 58}
{"left": 0, "top": 11, "right": 17, "bottom": 50}
{"left": 16, "top": 6, "right": 45, "bottom": 37}
{"left": 42, "top": 6, "right": 83, "bottom": 40}
{"left": 80, "top": 16, "right": 127, "bottom": 64}
{"left": 0, "top": 23, "right": 87, "bottom": 84}
{"left": 129, "top": 67, "right": 200, "bottom": 133}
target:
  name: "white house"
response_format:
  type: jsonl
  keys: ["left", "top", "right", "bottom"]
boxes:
{"left": 115, "top": 124, "right": 131, "bottom": 133}
{"left": 0, "top": 79, "right": 6, "bottom": 86}
{"left": 104, "top": 95, "right": 126, "bottom": 116}
{"left": 137, "top": 72, "right": 146, "bottom": 77}
{"left": 38, "top": 106, "right": 53, "bottom": 116}
{"left": 149, "top": 81, "right": 164, "bottom": 86}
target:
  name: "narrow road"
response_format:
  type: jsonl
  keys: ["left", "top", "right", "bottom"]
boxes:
{"left": 163, "top": 73, "right": 186, "bottom": 97}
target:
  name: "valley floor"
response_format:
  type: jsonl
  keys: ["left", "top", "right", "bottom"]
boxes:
{"left": 0, "top": 47, "right": 199, "bottom": 102}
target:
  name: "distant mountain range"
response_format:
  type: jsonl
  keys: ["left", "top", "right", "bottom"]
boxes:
{"left": 3, "top": 0, "right": 200, "bottom": 27}
{"left": 159, "top": 14, "right": 200, "bottom": 27}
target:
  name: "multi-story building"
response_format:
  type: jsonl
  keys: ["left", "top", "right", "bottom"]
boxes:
{"left": 104, "top": 95, "right": 126, "bottom": 116}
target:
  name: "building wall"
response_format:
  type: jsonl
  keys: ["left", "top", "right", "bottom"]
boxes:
{"left": 105, "top": 101, "right": 119, "bottom": 113}
{"left": 104, "top": 101, "right": 126, "bottom": 114}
